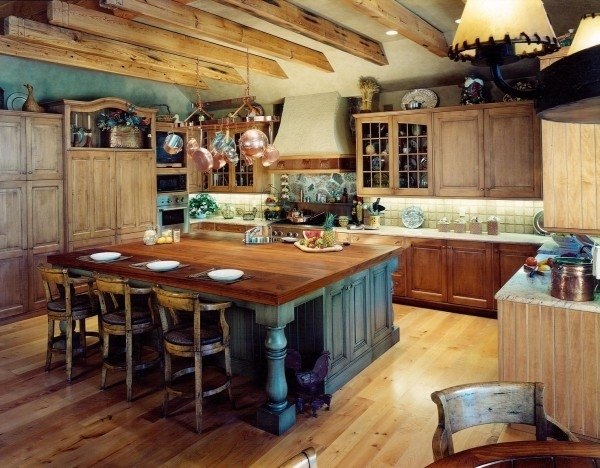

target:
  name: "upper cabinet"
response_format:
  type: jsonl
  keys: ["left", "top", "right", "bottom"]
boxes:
{"left": 355, "top": 101, "right": 541, "bottom": 199}
{"left": 539, "top": 49, "right": 600, "bottom": 235}
{"left": 356, "top": 112, "right": 433, "bottom": 196}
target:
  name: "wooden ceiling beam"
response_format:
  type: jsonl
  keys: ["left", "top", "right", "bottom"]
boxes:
{"left": 47, "top": 0, "right": 288, "bottom": 79}
{"left": 0, "top": 35, "right": 207, "bottom": 87}
{"left": 340, "top": 0, "right": 448, "bottom": 57}
{"left": 2, "top": 16, "right": 244, "bottom": 85}
{"left": 208, "top": 0, "right": 388, "bottom": 66}
{"left": 101, "top": 0, "right": 334, "bottom": 73}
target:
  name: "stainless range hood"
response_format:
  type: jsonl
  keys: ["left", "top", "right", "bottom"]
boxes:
{"left": 269, "top": 92, "right": 356, "bottom": 172}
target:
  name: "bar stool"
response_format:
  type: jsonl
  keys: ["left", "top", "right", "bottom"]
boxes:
{"left": 37, "top": 263, "right": 100, "bottom": 382}
{"left": 152, "top": 286, "right": 234, "bottom": 433}
{"left": 94, "top": 274, "right": 161, "bottom": 402}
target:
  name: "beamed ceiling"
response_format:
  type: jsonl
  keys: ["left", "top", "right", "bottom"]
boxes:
{"left": 0, "top": 0, "right": 596, "bottom": 105}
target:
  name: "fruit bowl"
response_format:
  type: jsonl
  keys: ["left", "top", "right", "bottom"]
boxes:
{"left": 303, "top": 230, "right": 323, "bottom": 239}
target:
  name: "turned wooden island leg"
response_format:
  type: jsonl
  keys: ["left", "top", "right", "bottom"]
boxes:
{"left": 254, "top": 303, "right": 296, "bottom": 435}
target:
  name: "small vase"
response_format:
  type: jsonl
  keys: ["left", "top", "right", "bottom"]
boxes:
{"left": 195, "top": 212, "right": 207, "bottom": 219}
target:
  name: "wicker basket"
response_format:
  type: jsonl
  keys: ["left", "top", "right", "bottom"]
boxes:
{"left": 453, "top": 222, "right": 467, "bottom": 233}
{"left": 469, "top": 222, "right": 482, "bottom": 234}
{"left": 437, "top": 222, "right": 450, "bottom": 232}
{"left": 101, "top": 126, "right": 143, "bottom": 148}
{"left": 487, "top": 220, "right": 499, "bottom": 235}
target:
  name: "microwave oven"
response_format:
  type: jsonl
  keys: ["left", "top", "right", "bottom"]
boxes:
{"left": 156, "top": 131, "right": 184, "bottom": 167}
{"left": 157, "top": 173, "right": 187, "bottom": 193}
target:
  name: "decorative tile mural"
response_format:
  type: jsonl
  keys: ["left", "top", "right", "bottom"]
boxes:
{"left": 286, "top": 173, "right": 357, "bottom": 202}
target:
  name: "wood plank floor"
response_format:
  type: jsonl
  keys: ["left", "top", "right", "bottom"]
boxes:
{"left": 0, "top": 305, "right": 501, "bottom": 467}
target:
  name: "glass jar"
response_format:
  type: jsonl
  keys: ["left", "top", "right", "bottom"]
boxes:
{"left": 221, "top": 203, "right": 235, "bottom": 219}
{"left": 143, "top": 225, "right": 157, "bottom": 245}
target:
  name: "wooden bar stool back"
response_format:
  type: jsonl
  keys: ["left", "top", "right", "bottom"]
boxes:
{"left": 94, "top": 274, "right": 161, "bottom": 402}
{"left": 431, "top": 381, "right": 579, "bottom": 461}
{"left": 152, "top": 286, "right": 234, "bottom": 433}
{"left": 38, "top": 263, "right": 100, "bottom": 382}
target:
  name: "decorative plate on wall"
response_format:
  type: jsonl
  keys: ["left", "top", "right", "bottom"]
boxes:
{"left": 401, "top": 89, "right": 439, "bottom": 110}
{"left": 401, "top": 206, "right": 425, "bottom": 229}
{"left": 6, "top": 92, "right": 27, "bottom": 111}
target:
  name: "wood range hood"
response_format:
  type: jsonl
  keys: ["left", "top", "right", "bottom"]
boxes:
{"left": 268, "top": 92, "right": 356, "bottom": 173}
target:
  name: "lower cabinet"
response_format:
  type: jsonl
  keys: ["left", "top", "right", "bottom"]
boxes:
{"left": 493, "top": 242, "right": 538, "bottom": 294}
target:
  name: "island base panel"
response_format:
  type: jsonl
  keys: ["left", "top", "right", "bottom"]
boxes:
{"left": 257, "top": 402, "right": 296, "bottom": 435}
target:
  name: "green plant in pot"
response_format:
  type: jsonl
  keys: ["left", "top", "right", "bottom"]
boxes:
{"left": 189, "top": 193, "right": 219, "bottom": 218}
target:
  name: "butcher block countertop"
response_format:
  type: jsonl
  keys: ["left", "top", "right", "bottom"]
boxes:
{"left": 47, "top": 231, "right": 400, "bottom": 306}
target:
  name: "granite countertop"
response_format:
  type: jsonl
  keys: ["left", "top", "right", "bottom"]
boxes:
{"left": 495, "top": 256, "right": 600, "bottom": 314}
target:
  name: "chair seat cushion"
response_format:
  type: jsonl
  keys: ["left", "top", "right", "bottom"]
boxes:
{"left": 102, "top": 307, "right": 153, "bottom": 326}
{"left": 47, "top": 294, "right": 97, "bottom": 319}
{"left": 165, "top": 325, "right": 222, "bottom": 347}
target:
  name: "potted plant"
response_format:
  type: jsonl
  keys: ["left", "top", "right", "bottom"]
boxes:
{"left": 97, "top": 103, "right": 150, "bottom": 148}
{"left": 189, "top": 193, "right": 219, "bottom": 218}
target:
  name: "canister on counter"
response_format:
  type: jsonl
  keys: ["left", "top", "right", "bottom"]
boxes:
{"left": 550, "top": 257, "right": 596, "bottom": 301}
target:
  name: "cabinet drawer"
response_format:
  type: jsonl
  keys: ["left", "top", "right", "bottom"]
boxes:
{"left": 349, "top": 234, "right": 406, "bottom": 246}
{"left": 215, "top": 223, "right": 248, "bottom": 233}
{"left": 189, "top": 222, "right": 215, "bottom": 232}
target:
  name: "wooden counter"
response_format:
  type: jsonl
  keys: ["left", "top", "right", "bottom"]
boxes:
{"left": 47, "top": 231, "right": 401, "bottom": 435}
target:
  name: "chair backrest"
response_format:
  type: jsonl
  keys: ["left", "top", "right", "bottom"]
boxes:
{"left": 94, "top": 274, "right": 153, "bottom": 324}
{"left": 152, "top": 286, "right": 231, "bottom": 347}
{"left": 278, "top": 447, "right": 318, "bottom": 468}
{"left": 37, "top": 263, "right": 77, "bottom": 310}
{"left": 431, "top": 381, "right": 578, "bottom": 460}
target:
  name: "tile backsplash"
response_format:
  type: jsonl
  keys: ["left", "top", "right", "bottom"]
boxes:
{"left": 195, "top": 174, "right": 543, "bottom": 234}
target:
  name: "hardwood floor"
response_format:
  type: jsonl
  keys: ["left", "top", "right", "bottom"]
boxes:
{"left": 0, "top": 305, "right": 500, "bottom": 467}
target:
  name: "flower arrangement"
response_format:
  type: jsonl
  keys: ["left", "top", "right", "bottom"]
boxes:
{"left": 189, "top": 193, "right": 219, "bottom": 218}
{"left": 97, "top": 103, "right": 149, "bottom": 131}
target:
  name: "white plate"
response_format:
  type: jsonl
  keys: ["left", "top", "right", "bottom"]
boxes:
{"left": 208, "top": 269, "right": 244, "bottom": 281}
{"left": 90, "top": 251, "right": 121, "bottom": 261}
{"left": 281, "top": 237, "right": 297, "bottom": 243}
{"left": 401, "top": 206, "right": 425, "bottom": 229}
{"left": 146, "top": 260, "right": 180, "bottom": 271}
{"left": 400, "top": 89, "right": 439, "bottom": 110}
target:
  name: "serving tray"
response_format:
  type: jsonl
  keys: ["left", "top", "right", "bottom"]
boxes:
{"left": 294, "top": 242, "right": 343, "bottom": 253}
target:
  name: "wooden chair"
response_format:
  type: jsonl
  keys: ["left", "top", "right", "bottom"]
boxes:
{"left": 152, "top": 286, "right": 233, "bottom": 433}
{"left": 278, "top": 447, "right": 318, "bottom": 468}
{"left": 38, "top": 263, "right": 100, "bottom": 382}
{"left": 94, "top": 274, "right": 161, "bottom": 402}
{"left": 431, "top": 381, "right": 579, "bottom": 461}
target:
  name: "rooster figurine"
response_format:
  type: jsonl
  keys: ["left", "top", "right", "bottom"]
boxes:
{"left": 23, "top": 84, "right": 44, "bottom": 113}
{"left": 285, "top": 349, "right": 332, "bottom": 417}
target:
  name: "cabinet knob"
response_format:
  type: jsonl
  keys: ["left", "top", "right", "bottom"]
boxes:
{"left": 479, "top": 188, "right": 484, "bottom": 191}
{"left": 28, "top": 171, "right": 33, "bottom": 174}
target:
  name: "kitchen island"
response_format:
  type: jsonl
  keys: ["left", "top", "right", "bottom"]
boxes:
{"left": 496, "top": 269, "right": 600, "bottom": 441}
{"left": 47, "top": 231, "right": 400, "bottom": 435}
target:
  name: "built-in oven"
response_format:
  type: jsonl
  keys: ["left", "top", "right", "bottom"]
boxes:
{"left": 157, "top": 193, "right": 189, "bottom": 233}
{"left": 157, "top": 173, "right": 187, "bottom": 193}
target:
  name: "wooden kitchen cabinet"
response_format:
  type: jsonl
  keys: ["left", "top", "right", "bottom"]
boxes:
{"left": 539, "top": 49, "right": 600, "bottom": 234}
{"left": 493, "top": 242, "right": 538, "bottom": 294}
{"left": 355, "top": 112, "right": 433, "bottom": 196}
{"left": 434, "top": 102, "right": 540, "bottom": 198}
{"left": 202, "top": 122, "right": 271, "bottom": 193}
{"left": 406, "top": 238, "right": 447, "bottom": 303}
{"left": 46, "top": 98, "right": 157, "bottom": 250}
{"left": 446, "top": 240, "right": 493, "bottom": 309}
{"left": 0, "top": 111, "right": 64, "bottom": 321}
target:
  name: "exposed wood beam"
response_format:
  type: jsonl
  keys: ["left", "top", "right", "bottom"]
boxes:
{"left": 340, "top": 0, "right": 448, "bottom": 57}
{"left": 0, "top": 36, "right": 208, "bottom": 87}
{"left": 2, "top": 16, "right": 245, "bottom": 85}
{"left": 101, "top": 0, "right": 333, "bottom": 73}
{"left": 47, "top": 0, "right": 288, "bottom": 79}
{"left": 208, "top": 0, "right": 388, "bottom": 66}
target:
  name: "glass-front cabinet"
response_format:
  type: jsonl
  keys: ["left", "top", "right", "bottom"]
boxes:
{"left": 356, "top": 112, "right": 432, "bottom": 196}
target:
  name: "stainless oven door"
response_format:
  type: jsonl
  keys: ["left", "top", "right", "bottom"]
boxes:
{"left": 157, "top": 205, "right": 189, "bottom": 233}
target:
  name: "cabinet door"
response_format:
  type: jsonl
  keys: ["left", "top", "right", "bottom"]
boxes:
{"left": 493, "top": 242, "right": 538, "bottom": 293}
{"left": 116, "top": 152, "right": 156, "bottom": 235}
{"left": 484, "top": 105, "right": 540, "bottom": 198}
{"left": 0, "top": 115, "right": 26, "bottom": 181}
{"left": 324, "top": 279, "right": 351, "bottom": 377}
{"left": 26, "top": 116, "right": 63, "bottom": 180}
{"left": 68, "top": 151, "right": 115, "bottom": 243}
{"left": 407, "top": 238, "right": 447, "bottom": 302}
{"left": 371, "top": 262, "right": 394, "bottom": 344}
{"left": 347, "top": 270, "right": 371, "bottom": 359}
{"left": 0, "top": 252, "right": 27, "bottom": 320}
{"left": 393, "top": 113, "right": 433, "bottom": 195}
{"left": 28, "top": 249, "right": 60, "bottom": 312}
{"left": 356, "top": 116, "right": 393, "bottom": 195}
{"left": 0, "top": 181, "right": 27, "bottom": 251}
{"left": 446, "top": 240, "right": 493, "bottom": 309}
{"left": 433, "top": 110, "right": 484, "bottom": 197}
{"left": 28, "top": 180, "right": 63, "bottom": 254}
